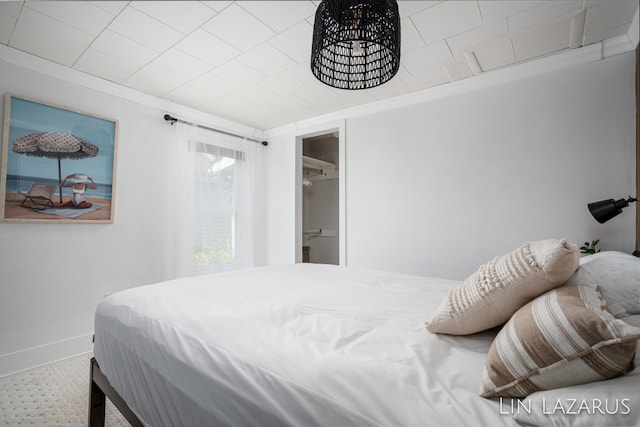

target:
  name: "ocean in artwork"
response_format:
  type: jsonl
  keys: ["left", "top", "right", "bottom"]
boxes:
{"left": 5, "top": 174, "right": 113, "bottom": 200}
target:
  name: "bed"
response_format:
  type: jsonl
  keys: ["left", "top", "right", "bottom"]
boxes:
{"left": 89, "top": 242, "right": 640, "bottom": 427}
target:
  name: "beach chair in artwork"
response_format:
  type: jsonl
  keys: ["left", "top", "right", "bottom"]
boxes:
{"left": 19, "top": 183, "right": 57, "bottom": 209}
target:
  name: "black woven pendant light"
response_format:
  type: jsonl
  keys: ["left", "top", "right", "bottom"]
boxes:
{"left": 311, "top": 0, "right": 401, "bottom": 90}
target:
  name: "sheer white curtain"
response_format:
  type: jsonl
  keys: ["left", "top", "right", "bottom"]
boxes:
{"left": 172, "top": 122, "right": 266, "bottom": 278}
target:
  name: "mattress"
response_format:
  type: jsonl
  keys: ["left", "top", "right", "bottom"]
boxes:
{"left": 94, "top": 263, "right": 518, "bottom": 427}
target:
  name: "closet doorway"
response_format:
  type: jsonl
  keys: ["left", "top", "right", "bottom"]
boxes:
{"left": 297, "top": 131, "right": 342, "bottom": 265}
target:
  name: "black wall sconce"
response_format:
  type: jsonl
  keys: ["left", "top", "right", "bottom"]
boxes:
{"left": 588, "top": 196, "right": 637, "bottom": 223}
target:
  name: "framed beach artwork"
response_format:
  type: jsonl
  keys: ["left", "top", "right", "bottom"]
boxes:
{"left": 1, "top": 94, "right": 118, "bottom": 223}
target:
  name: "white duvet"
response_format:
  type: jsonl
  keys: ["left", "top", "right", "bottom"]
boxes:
{"left": 94, "top": 263, "right": 518, "bottom": 427}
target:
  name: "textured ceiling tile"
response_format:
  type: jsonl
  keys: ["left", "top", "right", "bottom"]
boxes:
{"left": 328, "top": 89, "right": 377, "bottom": 108}
{"left": 233, "top": 84, "right": 281, "bottom": 104}
{"left": 74, "top": 48, "right": 140, "bottom": 82}
{"left": 151, "top": 49, "right": 213, "bottom": 80}
{"left": 174, "top": 29, "right": 241, "bottom": 68}
{"left": 164, "top": 72, "right": 239, "bottom": 106}
{"left": 258, "top": 73, "right": 310, "bottom": 95}
{"left": 130, "top": 1, "right": 217, "bottom": 34}
{"left": 265, "top": 92, "right": 313, "bottom": 110}
{"left": 364, "top": 76, "right": 410, "bottom": 100}
{"left": 190, "top": 71, "right": 241, "bottom": 95}
{"left": 108, "top": 6, "right": 184, "bottom": 52}
{"left": 507, "top": 1, "right": 583, "bottom": 33}
{"left": 200, "top": 1, "right": 234, "bottom": 13}
{"left": 268, "top": 21, "right": 313, "bottom": 64}
{"left": 10, "top": 28, "right": 80, "bottom": 67}
{"left": 89, "top": 30, "right": 159, "bottom": 66}
{"left": 125, "top": 63, "right": 190, "bottom": 97}
{"left": 470, "top": 37, "right": 516, "bottom": 72}
{"left": 401, "top": 17, "right": 426, "bottom": 54}
{"left": 14, "top": 7, "right": 94, "bottom": 52}
{"left": 10, "top": 8, "right": 94, "bottom": 66}
{"left": 216, "top": 104, "right": 287, "bottom": 129}
{"left": 210, "top": 59, "right": 267, "bottom": 86}
{"left": 402, "top": 41, "right": 454, "bottom": 75}
{"left": 237, "top": 1, "right": 316, "bottom": 32}
{"left": 478, "top": 1, "right": 547, "bottom": 23}
{"left": 237, "top": 43, "right": 297, "bottom": 76}
{"left": 584, "top": 22, "right": 632, "bottom": 45}
{"left": 512, "top": 20, "right": 571, "bottom": 62}
{"left": 0, "top": 2, "right": 23, "bottom": 44}
{"left": 163, "top": 87, "right": 213, "bottom": 109}
{"left": 584, "top": 0, "right": 638, "bottom": 34}
{"left": 201, "top": 3, "right": 275, "bottom": 51}
{"left": 443, "top": 61, "right": 473, "bottom": 81}
{"left": 399, "top": 67, "right": 450, "bottom": 91}
{"left": 397, "top": 1, "right": 440, "bottom": 19}
{"left": 25, "top": 1, "right": 114, "bottom": 36}
{"left": 201, "top": 93, "right": 255, "bottom": 115}
{"left": 286, "top": 63, "right": 321, "bottom": 86}
{"left": 446, "top": 19, "right": 509, "bottom": 62}
{"left": 411, "top": 1, "right": 483, "bottom": 46}
{"left": 89, "top": 1, "right": 128, "bottom": 16}
{"left": 290, "top": 86, "right": 346, "bottom": 111}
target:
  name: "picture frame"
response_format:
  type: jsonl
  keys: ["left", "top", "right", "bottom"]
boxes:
{"left": 1, "top": 94, "right": 118, "bottom": 223}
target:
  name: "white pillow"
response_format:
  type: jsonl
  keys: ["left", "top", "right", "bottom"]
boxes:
{"left": 623, "top": 314, "right": 640, "bottom": 329}
{"left": 566, "top": 251, "right": 640, "bottom": 318}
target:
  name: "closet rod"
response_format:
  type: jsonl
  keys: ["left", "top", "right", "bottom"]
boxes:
{"left": 163, "top": 114, "right": 268, "bottom": 146}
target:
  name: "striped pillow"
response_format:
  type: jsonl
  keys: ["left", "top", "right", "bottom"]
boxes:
{"left": 426, "top": 239, "right": 579, "bottom": 335}
{"left": 480, "top": 283, "right": 640, "bottom": 398}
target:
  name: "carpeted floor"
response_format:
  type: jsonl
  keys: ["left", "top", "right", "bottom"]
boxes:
{"left": 0, "top": 354, "right": 129, "bottom": 426}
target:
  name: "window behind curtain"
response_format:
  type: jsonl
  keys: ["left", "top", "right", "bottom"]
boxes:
{"left": 192, "top": 143, "right": 245, "bottom": 274}
{"left": 172, "top": 122, "right": 265, "bottom": 278}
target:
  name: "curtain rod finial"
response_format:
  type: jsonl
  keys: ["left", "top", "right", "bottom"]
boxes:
{"left": 164, "top": 114, "right": 178, "bottom": 125}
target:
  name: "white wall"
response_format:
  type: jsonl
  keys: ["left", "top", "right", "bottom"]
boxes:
{"left": 0, "top": 53, "right": 262, "bottom": 375}
{"left": 265, "top": 51, "right": 637, "bottom": 280}
{"left": 0, "top": 44, "right": 636, "bottom": 375}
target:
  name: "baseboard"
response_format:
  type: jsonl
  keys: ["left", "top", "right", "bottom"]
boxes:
{"left": 0, "top": 333, "right": 94, "bottom": 378}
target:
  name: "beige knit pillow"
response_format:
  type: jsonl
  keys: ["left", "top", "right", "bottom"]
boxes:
{"left": 480, "top": 283, "right": 640, "bottom": 398}
{"left": 426, "top": 239, "right": 578, "bottom": 335}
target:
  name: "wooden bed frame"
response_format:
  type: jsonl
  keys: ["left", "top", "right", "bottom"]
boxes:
{"left": 88, "top": 357, "right": 144, "bottom": 427}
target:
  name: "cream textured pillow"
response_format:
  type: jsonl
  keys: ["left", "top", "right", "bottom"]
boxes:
{"left": 426, "top": 239, "right": 579, "bottom": 335}
{"left": 480, "top": 283, "right": 640, "bottom": 398}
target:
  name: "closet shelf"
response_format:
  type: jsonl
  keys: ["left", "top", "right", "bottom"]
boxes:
{"left": 303, "top": 228, "right": 337, "bottom": 237}
{"left": 303, "top": 155, "right": 338, "bottom": 181}
{"left": 303, "top": 155, "right": 335, "bottom": 171}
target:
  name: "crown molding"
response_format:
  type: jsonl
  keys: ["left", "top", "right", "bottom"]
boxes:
{"left": 603, "top": 35, "right": 636, "bottom": 58}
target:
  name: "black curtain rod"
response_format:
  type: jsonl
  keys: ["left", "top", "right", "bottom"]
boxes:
{"left": 164, "top": 114, "right": 268, "bottom": 146}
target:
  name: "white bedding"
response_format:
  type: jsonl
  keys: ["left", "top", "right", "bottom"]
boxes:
{"left": 94, "top": 263, "right": 519, "bottom": 427}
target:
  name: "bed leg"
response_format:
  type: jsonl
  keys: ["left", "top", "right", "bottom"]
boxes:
{"left": 89, "top": 357, "right": 106, "bottom": 427}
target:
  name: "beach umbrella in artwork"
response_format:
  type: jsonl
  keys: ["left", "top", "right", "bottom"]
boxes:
{"left": 12, "top": 131, "right": 99, "bottom": 203}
